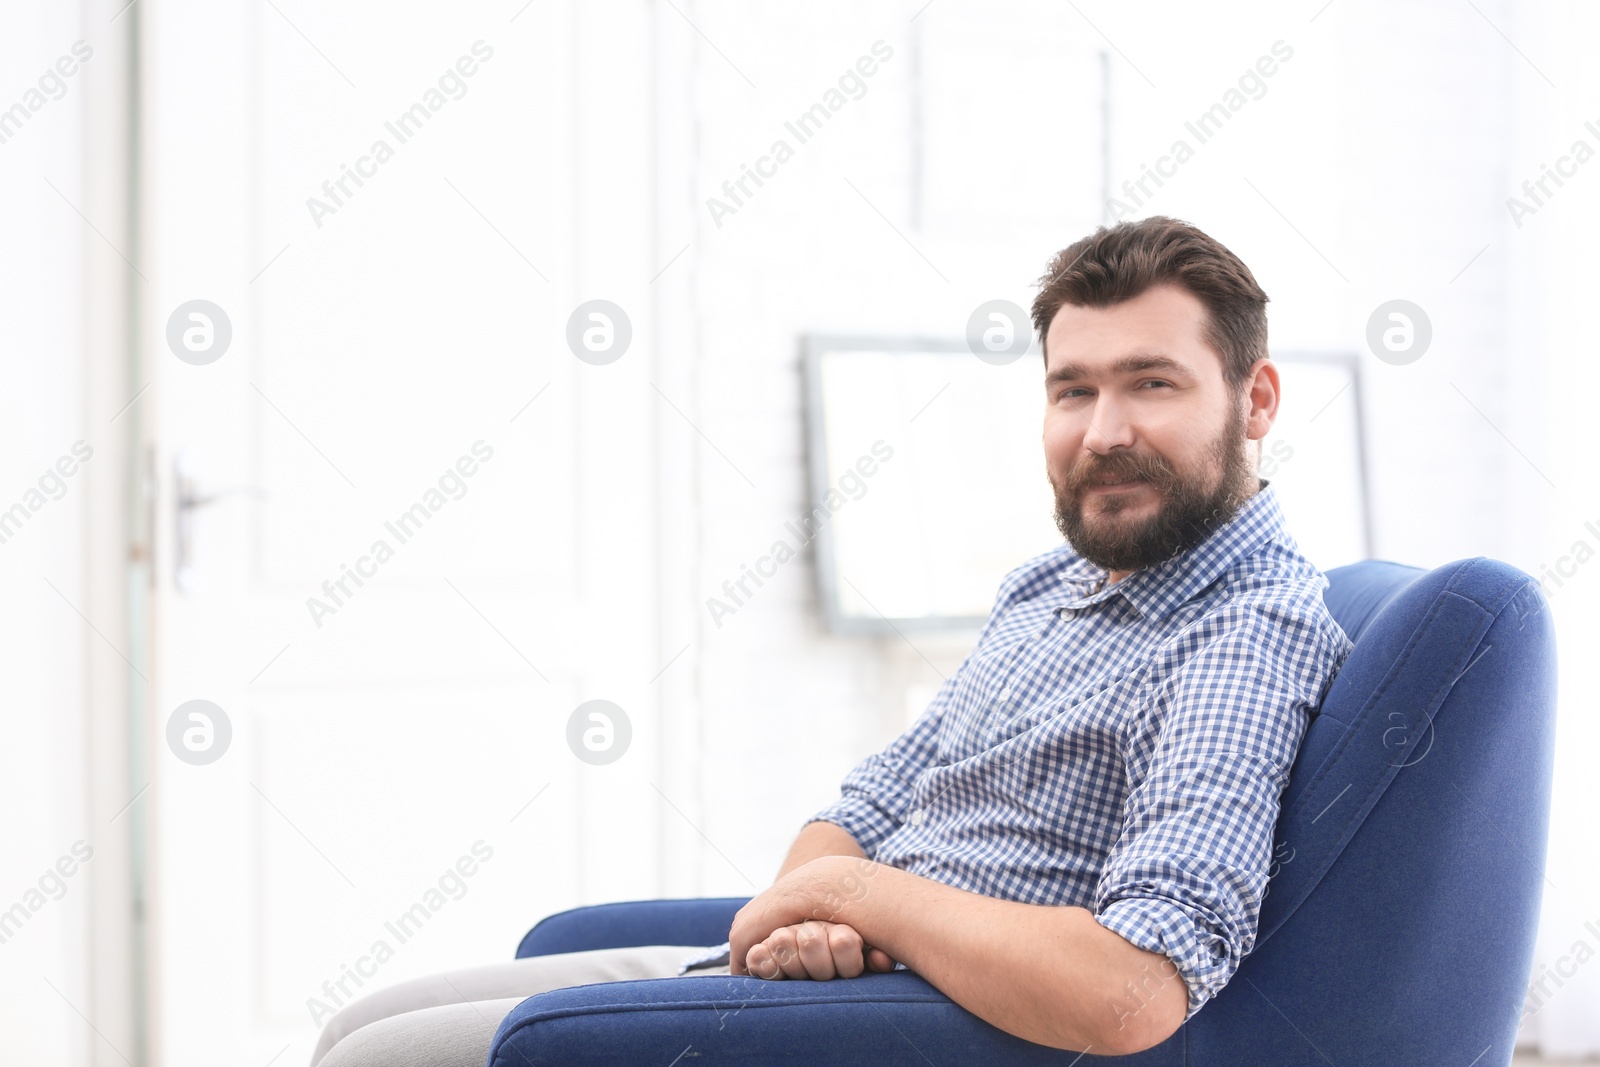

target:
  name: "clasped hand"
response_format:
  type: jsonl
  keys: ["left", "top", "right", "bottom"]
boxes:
{"left": 728, "top": 856, "right": 898, "bottom": 980}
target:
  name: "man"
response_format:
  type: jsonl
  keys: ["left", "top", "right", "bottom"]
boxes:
{"left": 313, "top": 216, "right": 1352, "bottom": 1064}
{"left": 722, "top": 215, "right": 1352, "bottom": 1054}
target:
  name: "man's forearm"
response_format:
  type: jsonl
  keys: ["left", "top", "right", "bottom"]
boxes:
{"left": 841, "top": 863, "right": 1186, "bottom": 1053}
{"left": 775, "top": 819, "right": 865, "bottom": 880}
{"left": 749, "top": 858, "right": 1188, "bottom": 1054}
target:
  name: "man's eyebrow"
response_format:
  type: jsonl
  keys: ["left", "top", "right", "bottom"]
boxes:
{"left": 1044, "top": 353, "right": 1196, "bottom": 385}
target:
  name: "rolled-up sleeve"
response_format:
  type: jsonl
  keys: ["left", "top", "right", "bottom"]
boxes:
{"left": 1093, "top": 600, "right": 1340, "bottom": 1022}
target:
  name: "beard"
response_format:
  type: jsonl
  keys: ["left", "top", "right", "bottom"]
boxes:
{"left": 1050, "top": 402, "right": 1259, "bottom": 573}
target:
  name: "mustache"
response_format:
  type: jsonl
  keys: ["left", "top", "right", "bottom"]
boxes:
{"left": 1062, "top": 451, "right": 1176, "bottom": 494}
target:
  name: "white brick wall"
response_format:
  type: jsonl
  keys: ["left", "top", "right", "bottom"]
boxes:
{"left": 668, "top": 0, "right": 1526, "bottom": 896}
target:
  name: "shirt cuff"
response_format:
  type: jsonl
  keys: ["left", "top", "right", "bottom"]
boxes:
{"left": 1095, "top": 896, "right": 1244, "bottom": 1023}
{"left": 678, "top": 942, "right": 731, "bottom": 974}
{"left": 805, "top": 796, "right": 899, "bottom": 855}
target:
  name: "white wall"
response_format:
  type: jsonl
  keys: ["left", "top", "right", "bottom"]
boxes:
{"left": 1502, "top": 2, "right": 1600, "bottom": 1055}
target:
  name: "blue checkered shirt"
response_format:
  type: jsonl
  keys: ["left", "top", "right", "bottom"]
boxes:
{"left": 685, "top": 482, "right": 1352, "bottom": 1021}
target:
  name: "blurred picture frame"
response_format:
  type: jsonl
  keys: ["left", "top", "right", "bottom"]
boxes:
{"left": 802, "top": 334, "right": 1370, "bottom": 636}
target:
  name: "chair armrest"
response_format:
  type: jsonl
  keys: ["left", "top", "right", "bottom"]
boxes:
{"left": 488, "top": 972, "right": 1176, "bottom": 1066}
{"left": 516, "top": 897, "right": 750, "bottom": 958}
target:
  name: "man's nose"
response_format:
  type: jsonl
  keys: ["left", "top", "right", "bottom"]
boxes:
{"left": 1078, "top": 395, "right": 1136, "bottom": 453}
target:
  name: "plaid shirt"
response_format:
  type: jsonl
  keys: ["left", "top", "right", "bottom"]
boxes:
{"left": 781, "top": 480, "right": 1351, "bottom": 1021}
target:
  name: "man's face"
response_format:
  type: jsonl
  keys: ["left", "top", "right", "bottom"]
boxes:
{"left": 1042, "top": 282, "right": 1261, "bottom": 574}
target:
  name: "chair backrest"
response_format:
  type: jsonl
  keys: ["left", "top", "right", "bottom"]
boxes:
{"left": 1183, "top": 557, "right": 1557, "bottom": 1065}
{"left": 1320, "top": 558, "right": 1425, "bottom": 642}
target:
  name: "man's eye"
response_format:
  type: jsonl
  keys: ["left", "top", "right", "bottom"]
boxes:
{"left": 1055, "top": 388, "right": 1088, "bottom": 401}
{"left": 1140, "top": 380, "right": 1172, "bottom": 389}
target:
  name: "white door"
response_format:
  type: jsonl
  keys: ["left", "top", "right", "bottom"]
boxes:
{"left": 140, "top": 2, "right": 691, "bottom": 1062}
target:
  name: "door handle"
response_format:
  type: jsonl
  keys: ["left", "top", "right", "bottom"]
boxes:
{"left": 174, "top": 449, "right": 265, "bottom": 595}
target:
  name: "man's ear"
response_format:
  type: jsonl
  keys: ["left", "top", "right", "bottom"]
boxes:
{"left": 1243, "top": 358, "right": 1280, "bottom": 443}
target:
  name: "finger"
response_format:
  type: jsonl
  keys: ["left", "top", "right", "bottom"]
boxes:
{"left": 768, "top": 927, "right": 810, "bottom": 980}
{"left": 728, "top": 904, "right": 756, "bottom": 975}
{"left": 825, "top": 922, "right": 865, "bottom": 979}
{"left": 865, "top": 946, "right": 896, "bottom": 972}
{"left": 795, "top": 921, "right": 838, "bottom": 981}
{"left": 746, "top": 942, "right": 784, "bottom": 980}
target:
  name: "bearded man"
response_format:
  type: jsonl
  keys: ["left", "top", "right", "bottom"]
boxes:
{"left": 718, "top": 216, "right": 1351, "bottom": 1054}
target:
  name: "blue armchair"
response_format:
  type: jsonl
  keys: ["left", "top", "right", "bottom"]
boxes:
{"left": 490, "top": 558, "right": 1556, "bottom": 1065}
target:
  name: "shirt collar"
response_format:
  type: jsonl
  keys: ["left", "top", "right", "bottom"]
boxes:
{"left": 1054, "top": 479, "right": 1285, "bottom": 623}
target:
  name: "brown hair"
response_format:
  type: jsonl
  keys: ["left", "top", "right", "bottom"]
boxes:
{"left": 1030, "top": 216, "right": 1269, "bottom": 391}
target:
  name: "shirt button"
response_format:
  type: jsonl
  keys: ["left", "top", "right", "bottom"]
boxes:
{"left": 909, "top": 809, "right": 926, "bottom": 826}
{"left": 997, "top": 687, "right": 1012, "bottom": 702}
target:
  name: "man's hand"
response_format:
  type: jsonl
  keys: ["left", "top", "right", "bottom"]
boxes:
{"left": 732, "top": 843, "right": 1188, "bottom": 1053}
{"left": 730, "top": 856, "right": 891, "bottom": 978}
{"left": 743, "top": 919, "right": 897, "bottom": 980}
